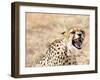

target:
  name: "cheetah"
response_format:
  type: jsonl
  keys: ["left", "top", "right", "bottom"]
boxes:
{"left": 35, "top": 27, "right": 85, "bottom": 67}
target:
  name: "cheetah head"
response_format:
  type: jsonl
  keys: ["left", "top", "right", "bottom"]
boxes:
{"left": 69, "top": 28, "right": 85, "bottom": 49}
{"left": 62, "top": 27, "right": 85, "bottom": 49}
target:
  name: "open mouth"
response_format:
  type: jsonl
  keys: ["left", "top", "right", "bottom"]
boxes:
{"left": 72, "top": 37, "right": 83, "bottom": 49}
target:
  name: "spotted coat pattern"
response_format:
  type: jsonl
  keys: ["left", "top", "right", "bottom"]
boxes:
{"left": 37, "top": 38, "right": 77, "bottom": 67}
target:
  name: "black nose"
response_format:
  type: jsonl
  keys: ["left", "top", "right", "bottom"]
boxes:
{"left": 78, "top": 34, "right": 81, "bottom": 36}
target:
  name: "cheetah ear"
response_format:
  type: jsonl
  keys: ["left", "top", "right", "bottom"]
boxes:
{"left": 61, "top": 31, "right": 68, "bottom": 37}
{"left": 61, "top": 31, "right": 66, "bottom": 35}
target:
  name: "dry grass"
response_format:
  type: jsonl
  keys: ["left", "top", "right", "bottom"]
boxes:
{"left": 25, "top": 13, "right": 89, "bottom": 67}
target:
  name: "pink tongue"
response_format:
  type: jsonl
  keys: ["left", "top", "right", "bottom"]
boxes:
{"left": 76, "top": 39, "right": 81, "bottom": 46}
{"left": 77, "top": 42, "right": 81, "bottom": 46}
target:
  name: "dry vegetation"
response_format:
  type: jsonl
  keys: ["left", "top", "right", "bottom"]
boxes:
{"left": 25, "top": 13, "right": 89, "bottom": 67}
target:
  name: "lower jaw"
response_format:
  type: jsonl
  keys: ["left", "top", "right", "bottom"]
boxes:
{"left": 76, "top": 47, "right": 81, "bottom": 49}
{"left": 74, "top": 44, "right": 81, "bottom": 49}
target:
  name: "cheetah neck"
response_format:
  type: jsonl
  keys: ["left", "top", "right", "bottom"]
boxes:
{"left": 62, "top": 37, "right": 79, "bottom": 56}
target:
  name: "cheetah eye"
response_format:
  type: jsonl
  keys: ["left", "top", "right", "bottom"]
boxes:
{"left": 81, "top": 30, "right": 85, "bottom": 34}
{"left": 71, "top": 31, "right": 75, "bottom": 34}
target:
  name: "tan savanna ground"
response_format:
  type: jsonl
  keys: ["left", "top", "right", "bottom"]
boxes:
{"left": 25, "top": 13, "right": 89, "bottom": 67}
